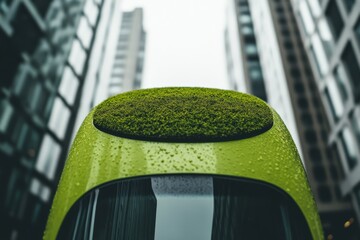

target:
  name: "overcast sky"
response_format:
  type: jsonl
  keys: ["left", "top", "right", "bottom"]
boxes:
{"left": 122, "top": 0, "right": 230, "bottom": 89}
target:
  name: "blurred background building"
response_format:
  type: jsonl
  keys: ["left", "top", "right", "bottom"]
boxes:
{"left": 224, "top": 0, "right": 267, "bottom": 101}
{"left": 225, "top": 0, "right": 360, "bottom": 239}
{"left": 108, "top": 8, "right": 146, "bottom": 97}
{"left": 0, "top": 1, "right": 145, "bottom": 238}
{"left": 72, "top": 6, "right": 146, "bottom": 143}
{"left": 1, "top": 0, "right": 360, "bottom": 239}
{"left": 292, "top": 0, "right": 360, "bottom": 238}
{"left": 0, "top": 0, "right": 110, "bottom": 238}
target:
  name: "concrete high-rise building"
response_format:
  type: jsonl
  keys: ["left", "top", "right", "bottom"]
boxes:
{"left": 292, "top": 0, "right": 360, "bottom": 236}
{"left": 225, "top": 0, "right": 302, "bottom": 161}
{"left": 108, "top": 8, "right": 146, "bottom": 97}
{"left": 226, "top": 0, "right": 359, "bottom": 238}
{"left": 224, "top": 0, "right": 267, "bottom": 101}
{"left": 71, "top": 0, "right": 122, "bottom": 139}
{"left": 0, "top": 0, "right": 106, "bottom": 239}
{"left": 71, "top": 7, "right": 147, "bottom": 143}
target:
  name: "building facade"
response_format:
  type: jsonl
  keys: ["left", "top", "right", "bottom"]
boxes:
{"left": 226, "top": 0, "right": 359, "bottom": 238}
{"left": 108, "top": 8, "right": 146, "bottom": 97}
{"left": 0, "top": 0, "right": 104, "bottom": 239}
{"left": 72, "top": 7, "right": 146, "bottom": 142}
{"left": 225, "top": 0, "right": 302, "bottom": 156}
{"left": 292, "top": 0, "right": 360, "bottom": 236}
{"left": 249, "top": 0, "right": 359, "bottom": 238}
{"left": 224, "top": 0, "right": 267, "bottom": 101}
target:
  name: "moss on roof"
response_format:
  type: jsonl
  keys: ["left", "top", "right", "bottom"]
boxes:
{"left": 93, "top": 87, "right": 273, "bottom": 142}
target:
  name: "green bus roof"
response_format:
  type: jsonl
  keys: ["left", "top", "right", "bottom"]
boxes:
{"left": 93, "top": 87, "right": 273, "bottom": 142}
{"left": 44, "top": 88, "right": 323, "bottom": 240}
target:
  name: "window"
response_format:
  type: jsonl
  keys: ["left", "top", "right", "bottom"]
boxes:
{"left": 306, "top": 0, "right": 321, "bottom": 18}
{"left": 35, "top": 135, "right": 61, "bottom": 180}
{"left": 10, "top": 115, "right": 28, "bottom": 150}
{"left": 108, "top": 85, "right": 123, "bottom": 96}
{"left": 48, "top": 98, "right": 71, "bottom": 140}
{"left": 275, "top": 5, "right": 284, "bottom": 14}
{"left": 241, "top": 26, "right": 253, "bottom": 35}
{"left": 135, "top": 72, "right": 142, "bottom": 81}
{"left": 290, "top": 68, "right": 301, "bottom": 78}
{"left": 0, "top": 0, "right": 10, "bottom": 14}
{"left": 30, "top": 178, "right": 51, "bottom": 202}
{"left": 299, "top": 0, "right": 315, "bottom": 35}
{"left": 327, "top": 144, "right": 341, "bottom": 165}
{"left": 116, "top": 49, "right": 127, "bottom": 56}
{"left": 305, "top": 129, "right": 317, "bottom": 143}
{"left": 11, "top": 5, "right": 42, "bottom": 54}
{"left": 333, "top": 63, "right": 349, "bottom": 102}
{"left": 77, "top": 16, "right": 93, "bottom": 49}
{"left": 283, "top": 39, "right": 293, "bottom": 50}
{"left": 281, "top": 28, "right": 290, "bottom": 36}
{"left": 68, "top": 39, "right": 87, "bottom": 75}
{"left": 116, "top": 42, "right": 129, "bottom": 50}
{"left": 84, "top": 0, "right": 99, "bottom": 26}
{"left": 341, "top": 43, "right": 360, "bottom": 100}
{"left": 24, "top": 193, "right": 48, "bottom": 232}
{"left": 356, "top": 184, "right": 360, "bottom": 211}
{"left": 318, "top": 185, "right": 332, "bottom": 202}
{"left": 355, "top": 18, "right": 360, "bottom": 46}
{"left": 343, "top": 0, "right": 355, "bottom": 12}
{"left": 33, "top": 40, "right": 52, "bottom": 75}
{"left": 294, "top": 83, "right": 304, "bottom": 93}
{"left": 12, "top": 65, "right": 42, "bottom": 111}
{"left": 311, "top": 33, "right": 329, "bottom": 76}
{"left": 58, "top": 176, "right": 312, "bottom": 240}
{"left": 238, "top": 5, "right": 249, "bottom": 13}
{"left": 318, "top": 18, "right": 334, "bottom": 57}
{"left": 301, "top": 113, "right": 313, "bottom": 127}
{"left": 112, "top": 67, "right": 124, "bottom": 76}
{"left": 351, "top": 110, "right": 360, "bottom": 145}
{"left": 309, "top": 148, "right": 321, "bottom": 162}
{"left": 325, "top": 0, "right": 344, "bottom": 40}
{"left": 0, "top": 99, "right": 14, "bottom": 135}
{"left": 32, "top": 0, "right": 51, "bottom": 17}
{"left": 24, "top": 127, "right": 41, "bottom": 160}
{"left": 329, "top": 165, "right": 338, "bottom": 180}
{"left": 113, "top": 63, "right": 125, "bottom": 69}
{"left": 120, "top": 28, "right": 131, "bottom": 35}
{"left": 59, "top": 66, "right": 79, "bottom": 105}
{"left": 320, "top": 86, "right": 340, "bottom": 122}
{"left": 249, "top": 68, "right": 262, "bottom": 80}
{"left": 5, "top": 168, "right": 27, "bottom": 217}
{"left": 340, "top": 126, "right": 358, "bottom": 170}
{"left": 115, "top": 54, "right": 126, "bottom": 60}
{"left": 326, "top": 76, "right": 344, "bottom": 118}
{"left": 297, "top": 97, "right": 308, "bottom": 109}
{"left": 239, "top": 15, "right": 251, "bottom": 24}
{"left": 313, "top": 165, "right": 326, "bottom": 182}
{"left": 245, "top": 44, "right": 257, "bottom": 55}
{"left": 119, "top": 35, "right": 129, "bottom": 42}
{"left": 40, "top": 90, "right": 55, "bottom": 121}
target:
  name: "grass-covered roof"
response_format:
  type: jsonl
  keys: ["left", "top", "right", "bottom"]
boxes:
{"left": 93, "top": 87, "right": 273, "bottom": 142}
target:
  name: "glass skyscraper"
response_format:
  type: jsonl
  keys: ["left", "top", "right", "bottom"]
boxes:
{"left": 0, "top": 0, "right": 105, "bottom": 238}
{"left": 293, "top": 0, "right": 360, "bottom": 238}
{"left": 225, "top": 0, "right": 360, "bottom": 238}
{"left": 108, "top": 8, "right": 146, "bottom": 97}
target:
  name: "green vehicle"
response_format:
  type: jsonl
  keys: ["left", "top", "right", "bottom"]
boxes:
{"left": 44, "top": 88, "right": 323, "bottom": 239}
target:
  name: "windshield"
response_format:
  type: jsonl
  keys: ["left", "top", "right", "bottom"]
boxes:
{"left": 57, "top": 175, "right": 312, "bottom": 240}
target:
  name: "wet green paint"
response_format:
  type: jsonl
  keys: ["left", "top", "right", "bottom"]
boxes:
{"left": 44, "top": 109, "right": 323, "bottom": 240}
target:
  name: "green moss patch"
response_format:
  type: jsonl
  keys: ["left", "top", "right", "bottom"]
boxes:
{"left": 93, "top": 87, "right": 273, "bottom": 142}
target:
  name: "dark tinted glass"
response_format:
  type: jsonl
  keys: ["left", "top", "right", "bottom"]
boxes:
{"left": 58, "top": 175, "right": 313, "bottom": 240}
